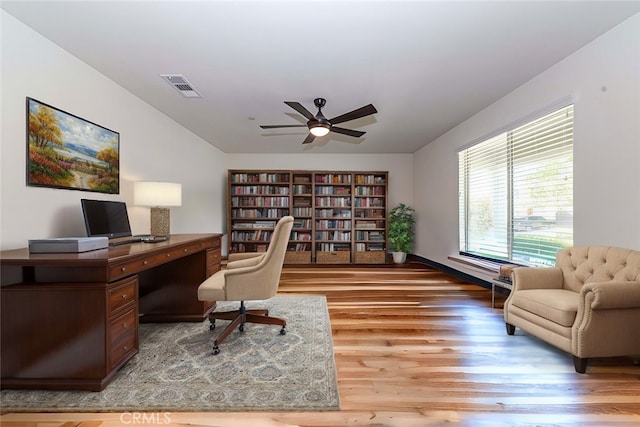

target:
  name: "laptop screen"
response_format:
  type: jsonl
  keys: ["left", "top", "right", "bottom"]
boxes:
{"left": 81, "top": 199, "right": 133, "bottom": 238}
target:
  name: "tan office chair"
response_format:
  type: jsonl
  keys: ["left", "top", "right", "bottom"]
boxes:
{"left": 197, "top": 215, "right": 294, "bottom": 354}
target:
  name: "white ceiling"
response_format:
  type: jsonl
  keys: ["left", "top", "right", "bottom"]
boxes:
{"left": 3, "top": 1, "right": 640, "bottom": 154}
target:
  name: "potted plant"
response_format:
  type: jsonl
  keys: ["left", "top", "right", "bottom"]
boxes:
{"left": 388, "top": 203, "right": 415, "bottom": 264}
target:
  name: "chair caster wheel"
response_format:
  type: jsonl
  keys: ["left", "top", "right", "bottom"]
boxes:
{"left": 239, "top": 324, "right": 245, "bottom": 332}
{"left": 209, "top": 324, "right": 216, "bottom": 331}
{"left": 280, "top": 327, "right": 286, "bottom": 335}
{"left": 212, "top": 346, "right": 220, "bottom": 355}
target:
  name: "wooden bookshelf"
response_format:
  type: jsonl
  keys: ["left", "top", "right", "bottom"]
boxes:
{"left": 228, "top": 170, "right": 388, "bottom": 264}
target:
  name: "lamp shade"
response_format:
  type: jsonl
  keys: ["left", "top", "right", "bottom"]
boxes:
{"left": 134, "top": 181, "right": 182, "bottom": 207}
{"left": 309, "top": 123, "right": 330, "bottom": 137}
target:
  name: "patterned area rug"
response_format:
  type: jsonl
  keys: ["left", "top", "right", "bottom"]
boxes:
{"left": 1, "top": 295, "right": 339, "bottom": 412}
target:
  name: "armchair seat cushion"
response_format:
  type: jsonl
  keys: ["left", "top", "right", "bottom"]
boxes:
{"left": 510, "top": 289, "right": 578, "bottom": 327}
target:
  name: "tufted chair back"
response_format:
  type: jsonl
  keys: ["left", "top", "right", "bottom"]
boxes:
{"left": 555, "top": 246, "right": 640, "bottom": 293}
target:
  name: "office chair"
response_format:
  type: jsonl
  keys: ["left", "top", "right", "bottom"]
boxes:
{"left": 197, "top": 215, "right": 294, "bottom": 354}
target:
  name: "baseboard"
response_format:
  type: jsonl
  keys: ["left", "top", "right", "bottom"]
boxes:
{"left": 407, "top": 254, "right": 492, "bottom": 290}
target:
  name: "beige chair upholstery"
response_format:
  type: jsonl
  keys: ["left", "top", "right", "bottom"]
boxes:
{"left": 198, "top": 215, "right": 294, "bottom": 354}
{"left": 504, "top": 246, "right": 640, "bottom": 373}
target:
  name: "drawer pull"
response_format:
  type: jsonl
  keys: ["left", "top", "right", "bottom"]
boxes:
{"left": 184, "top": 248, "right": 188, "bottom": 253}
{"left": 123, "top": 322, "right": 129, "bottom": 328}
{"left": 143, "top": 260, "right": 148, "bottom": 265}
{"left": 123, "top": 345, "right": 128, "bottom": 351}
{"left": 121, "top": 294, "right": 128, "bottom": 299}
{"left": 121, "top": 267, "right": 126, "bottom": 272}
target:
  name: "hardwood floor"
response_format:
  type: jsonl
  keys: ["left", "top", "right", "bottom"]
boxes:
{"left": 2, "top": 263, "right": 639, "bottom": 426}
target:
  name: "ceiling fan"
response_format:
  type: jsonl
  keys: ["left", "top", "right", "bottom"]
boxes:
{"left": 260, "top": 98, "right": 377, "bottom": 144}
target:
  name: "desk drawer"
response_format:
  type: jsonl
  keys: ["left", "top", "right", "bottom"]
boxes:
{"left": 109, "top": 307, "right": 137, "bottom": 344}
{"left": 109, "top": 241, "right": 213, "bottom": 280}
{"left": 107, "top": 277, "right": 137, "bottom": 314}
{"left": 206, "top": 248, "right": 221, "bottom": 277}
{"left": 110, "top": 327, "right": 137, "bottom": 370}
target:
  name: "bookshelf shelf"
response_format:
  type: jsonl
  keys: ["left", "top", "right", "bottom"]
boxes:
{"left": 228, "top": 170, "right": 388, "bottom": 264}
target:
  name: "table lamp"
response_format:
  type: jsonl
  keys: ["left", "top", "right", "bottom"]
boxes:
{"left": 134, "top": 181, "right": 182, "bottom": 237}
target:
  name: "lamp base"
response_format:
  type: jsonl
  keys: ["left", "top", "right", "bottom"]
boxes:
{"left": 150, "top": 207, "right": 171, "bottom": 237}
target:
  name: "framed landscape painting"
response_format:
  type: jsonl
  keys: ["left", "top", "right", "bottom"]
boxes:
{"left": 26, "top": 97, "right": 120, "bottom": 194}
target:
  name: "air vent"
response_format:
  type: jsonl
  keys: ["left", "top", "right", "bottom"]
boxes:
{"left": 160, "top": 74, "right": 202, "bottom": 98}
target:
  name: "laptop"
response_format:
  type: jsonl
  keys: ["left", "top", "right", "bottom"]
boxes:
{"left": 81, "top": 199, "right": 167, "bottom": 246}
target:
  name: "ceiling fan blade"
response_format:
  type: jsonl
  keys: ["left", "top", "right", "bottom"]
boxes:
{"left": 329, "top": 104, "right": 377, "bottom": 125}
{"left": 285, "top": 101, "right": 316, "bottom": 120}
{"left": 302, "top": 133, "right": 316, "bottom": 144}
{"left": 331, "top": 127, "right": 366, "bottom": 138}
{"left": 260, "top": 124, "right": 307, "bottom": 129}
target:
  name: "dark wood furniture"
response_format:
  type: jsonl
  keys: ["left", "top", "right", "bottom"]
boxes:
{"left": 0, "top": 233, "right": 221, "bottom": 391}
{"left": 228, "top": 169, "right": 388, "bottom": 264}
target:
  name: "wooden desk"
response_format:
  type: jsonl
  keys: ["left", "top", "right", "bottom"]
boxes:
{"left": 0, "top": 233, "right": 221, "bottom": 391}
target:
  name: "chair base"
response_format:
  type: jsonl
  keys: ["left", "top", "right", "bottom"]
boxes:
{"left": 208, "top": 301, "right": 286, "bottom": 354}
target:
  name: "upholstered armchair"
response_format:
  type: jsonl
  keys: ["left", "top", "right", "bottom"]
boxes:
{"left": 504, "top": 246, "right": 640, "bottom": 373}
{"left": 197, "top": 215, "right": 294, "bottom": 354}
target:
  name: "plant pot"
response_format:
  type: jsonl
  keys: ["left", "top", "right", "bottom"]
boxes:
{"left": 392, "top": 251, "right": 407, "bottom": 264}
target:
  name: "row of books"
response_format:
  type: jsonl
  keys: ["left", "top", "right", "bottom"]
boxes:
{"left": 288, "top": 243, "right": 310, "bottom": 251}
{"left": 354, "top": 208, "right": 385, "bottom": 218}
{"left": 354, "top": 186, "right": 385, "bottom": 196}
{"left": 293, "top": 218, "right": 312, "bottom": 228}
{"left": 315, "top": 186, "right": 351, "bottom": 195}
{"left": 316, "top": 208, "right": 352, "bottom": 218}
{"left": 353, "top": 198, "right": 385, "bottom": 207}
{"left": 290, "top": 232, "right": 312, "bottom": 240}
{"left": 316, "top": 231, "right": 351, "bottom": 241}
{"left": 293, "top": 184, "right": 312, "bottom": 194}
{"left": 315, "top": 197, "right": 350, "bottom": 207}
{"left": 355, "top": 175, "right": 386, "bottom": 185}
{"left": 314, "top": 174, "right": 352, "bottom": 184}
{"left": 233, "top": 220, "right": 276, "bottom": 229}
{"left": 230, "top": 230, "right": 273, "bottom": 241}
{"left": 232, "top": 243, "right": 268, "bottom": 252}
{"left": 316, "top": 243, "right": 350, "bottom": 251}
{"left": 355, "top": 220, "right": 385, "bottom": 229}
{"left": 231, "top": 196, "right": 290, "bottom": 207}
{"left": 355, "top": 242, "right": 385, "bottom": 251}
{"left": 231, "top": 173, "right": 289, "bottom": 183}
{"left": 316, "top": 219, "right": 352, "bottom": 229}
{"left": 293, "top": 207, "right": 313, "bottom": 216}
{"left": 231, "top": 185, "right": 290, "bottom": 195}
{"left": 231, "top": 208, "right": 289, "bottom": 218}
{"left": 354, "top": 231, "right": 385, "bottom": 241}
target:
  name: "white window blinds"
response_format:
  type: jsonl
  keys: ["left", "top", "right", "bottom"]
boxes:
{"left": 458, "top": 105, "right": 574, "bottom": 266}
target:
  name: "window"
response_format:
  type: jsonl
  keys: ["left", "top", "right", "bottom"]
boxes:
{"left": 458, "top": 105, "right": 573, "bottom": 267}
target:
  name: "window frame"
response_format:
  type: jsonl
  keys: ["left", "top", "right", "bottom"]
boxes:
{"left": 457, "top": 101, "right": 574, "bottom": 267}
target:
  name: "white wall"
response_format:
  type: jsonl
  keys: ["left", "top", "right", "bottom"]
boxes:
{"left": 0, "top": 11, "right": 227, "bottom": 250}
{"left": 413, "top": 13, "right": 640, "bottom": 281}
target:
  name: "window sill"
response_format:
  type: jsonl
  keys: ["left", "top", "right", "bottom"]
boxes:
{"left": 448, "top": 255, "right": 501, "bottom": 274}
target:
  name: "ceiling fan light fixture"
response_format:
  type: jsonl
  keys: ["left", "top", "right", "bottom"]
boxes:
{"left": 309, "top": 123, "right": 330, "bottom": 137}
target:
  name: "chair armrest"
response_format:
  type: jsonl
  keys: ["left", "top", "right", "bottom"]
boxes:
{"left": 228, "top": 252, "right": 264, "bottom": 262}
{"left": 226, "top": 253, "right": 265, "bottom": 270}
{"left": 221, "top": 256, "right": 282, "bottom": 301}
{"left": 581, "top": 281, "right": 640, "bottom": 310}
{"left": 512, "top": 267, "right": 564, "bottom": 291}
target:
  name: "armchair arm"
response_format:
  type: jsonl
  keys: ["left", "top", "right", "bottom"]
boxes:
{"left": 221, "top": 257, "right": 283, "bottom": 301}
{"left": 226, "top": 253, "right": 265, "bottom": 270}
{"left": 228, "top": 252, "right": 264, "bottom": 262}
{"left": 580, "top": 281, "right": 640, "bottom": 310}
{"left": 511, "top": 267, "right": 563, "bottom": 291}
